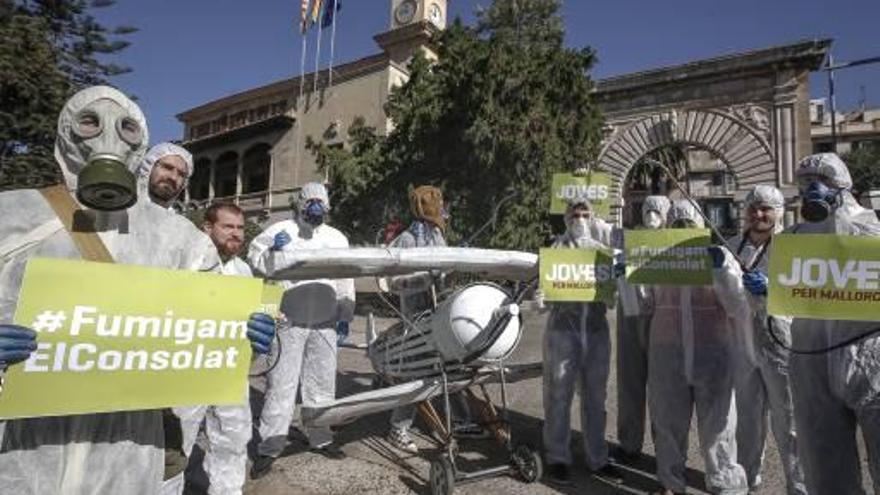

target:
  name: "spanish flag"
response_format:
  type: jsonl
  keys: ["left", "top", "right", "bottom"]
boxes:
{"left": 311, "top": 0, "right": 324, "bottom": 25}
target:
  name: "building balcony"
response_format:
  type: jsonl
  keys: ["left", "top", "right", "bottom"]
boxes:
{"left": 183, "top": 114, "right": 295, "bottom": 153}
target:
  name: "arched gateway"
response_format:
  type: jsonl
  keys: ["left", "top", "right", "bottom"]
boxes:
{"left": 592, "top": 39, "right": 830, "bottom": 226}
{"left": 599, "top": 109, "right": 775, "bottom": 195}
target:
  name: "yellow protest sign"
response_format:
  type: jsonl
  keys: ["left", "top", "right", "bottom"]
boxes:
{"left": 550, "top": 172, "right": 613, "bottom": 219}
{"left": 768, "top": 234, "right": 880, "bottom": 320}
{"left": 261, "top": 282, "right": 286, "bottom": 316}
{"left": 539, "top": 248, "right": 615, "bottom": 303}
{"left": 0, "top": 257, "right": 263, "bottom": 419}
{"left": 624, "top": 229, "right": 713, "bottom": 285}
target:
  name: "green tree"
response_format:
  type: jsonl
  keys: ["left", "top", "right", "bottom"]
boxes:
{"left": 0, "top": 10, "right": 69, "bottom": 189}
{"left": 0, "top": 0, "right": 134, "bottom": 191}
{"left": 312, "top": 0, "right": 603, "bottom": 250}
{"left": 844, "top": 142, "right": 880, "bottom": 200}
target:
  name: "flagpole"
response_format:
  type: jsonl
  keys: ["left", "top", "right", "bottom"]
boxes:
{"left": 298, "top": 26, "right": 308, "bottom": 106}
{"left": 294, "top": 12, "right": 309, "bottom": 185}
{"left": 313, "top": 3, "right": 324, "bottom": 95}
{"left": 327, "top": 0, "right": 339, "bottom": 89}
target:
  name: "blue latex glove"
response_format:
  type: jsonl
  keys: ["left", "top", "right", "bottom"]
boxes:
{"left": 247, "top": 313, "right": 276, "bottom": 355}
{"left": 0, "top": 324, "right": 37, "bottom": 367}
{"left": 336, "top": 321, "right": 350, "bottom": 345}
{"left": 613, "top": 262, "right": 626, "bottom": 279}
{"left": 743, "top": 270, "right": 769, "bottom": 296}
{"left": 270, "top": 231, "right": 292, "bottom": 251}
{"left": 707, "top": 246, "right": 726, "bottom": 269}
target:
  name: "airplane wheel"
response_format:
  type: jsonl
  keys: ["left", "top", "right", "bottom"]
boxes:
{"left": 429, "top": 454, "right": 455, "bottom": 495}
{"left": 511, "top": 444, "right": 542, "bottom": 483}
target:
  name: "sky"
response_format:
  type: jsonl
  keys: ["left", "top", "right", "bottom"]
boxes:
{"left": 95, "top": 0, "right": 880, "bottom": 143}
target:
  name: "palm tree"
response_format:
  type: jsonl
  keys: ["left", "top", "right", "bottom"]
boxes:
{"left": 626, "top": 145, "right": 689, "bottom": 194}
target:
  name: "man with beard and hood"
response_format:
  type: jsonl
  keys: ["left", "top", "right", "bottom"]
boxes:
{"left": 721, "top": 185, "right": 805, "bottom": 495}
{"left": 614, "top": 195, "right": 670, "bottom": 464}
{"left": 537, "top": 193, "right": 621, "bottom": 485}
{"left": 171, "top": 203, "right": 255, "bottom": 495}
{"left": 644, "top": 200, "right": 748, "bottom": 495}
{"left": 137, "top": 142, "right": 193, "bottom": 210}
{"left": 248, "top": 182, "right": 355, "bottom": 478}
{"left": 782, "top": 153, "right": 880, "bottom": 494}
{"left": 0, "top": 86, "right": 276, "bottom": 494}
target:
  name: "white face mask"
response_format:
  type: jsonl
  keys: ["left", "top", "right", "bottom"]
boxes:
{"left": 643, "top": 210, "right": 663, "bottom": 229}
{"left": 569, "top": 218, "right": 591, "bottom": 240}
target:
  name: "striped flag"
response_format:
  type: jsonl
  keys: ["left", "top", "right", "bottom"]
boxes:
{"left": 310, "top": 0, "right": 324, "bottom": 24}
{"left": 300, "top": 0, "right": 311, "bottom": 34}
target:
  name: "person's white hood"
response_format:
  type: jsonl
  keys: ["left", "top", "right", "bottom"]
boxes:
{"left": 53, "top": 85, "right": 149, "bottom": 192}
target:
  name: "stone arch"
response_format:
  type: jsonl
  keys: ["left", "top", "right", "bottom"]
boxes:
{"left": 597, "top": 109, "right": 776, "bottom": 220}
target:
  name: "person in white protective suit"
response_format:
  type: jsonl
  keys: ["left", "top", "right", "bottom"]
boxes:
{"left": 137, "top": 142, "right": 193, "bottom": 210}
{"left": 538, "top": 194, "right": 621, "bottom": 486}
{"left": 783, "top": 153, "right": 880, "bottom": 494}
{"left": 171, "top": 203, "right": 257, "bottom": 495}
{"left": 721, "top": 185, "right": 806, "bottom": 494}
{"left": 142, "top": 148, "right": 254, "bottom": 495}
{"left": 614, "top": 195, "right": 670, "bottom": 463}
{"left": 645, "top": 200, "right": 748, "bottom": 495}
{"left": 0, "top": 86, "right": 275, "bottom": 495}
{"left": 249, "top": 182, "right": 355, "bottom": 478}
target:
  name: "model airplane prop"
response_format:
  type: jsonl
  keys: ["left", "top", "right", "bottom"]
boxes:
{"left": 252, "top": 246, "right": 544, "bottom": 495}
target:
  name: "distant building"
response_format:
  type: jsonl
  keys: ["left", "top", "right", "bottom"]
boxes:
{"left": 177, "top": 0, "right": 448, "bottom": 224}
{"left": 810, "top": 99, "right": 880, "bottom": 154}
{"left": 178, "top": 5, "right": 834, "bottom": 231}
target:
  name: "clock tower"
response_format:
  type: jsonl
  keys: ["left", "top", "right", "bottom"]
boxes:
{"left": 389, "top": 0, "right": 447, "bottom": 30}
{"left": 376, "top": 0, "right": 447, "bottom": 65}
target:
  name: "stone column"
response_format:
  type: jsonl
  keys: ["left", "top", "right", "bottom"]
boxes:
{"left": 235, "top": 151, "right": 244, "bottom": 205}
{"left": 208, "top": 159, "right": 216, "bottom": 200}
{"left": 773, "top": 70, "right": 799, "bottom": 186}
{"left": 267, "top": 151, "right": 275, "bottom": 211}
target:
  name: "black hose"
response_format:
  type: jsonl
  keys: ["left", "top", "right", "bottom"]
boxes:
{"left": 766, "top": 316, "right": 880, "bottom": 355}
{"left": 249, "top": 330, "right": 283, "bottom": 377}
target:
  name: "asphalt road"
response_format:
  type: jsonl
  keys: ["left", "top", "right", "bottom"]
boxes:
{"left": 183, "top": 306, "right": 871, "bottom": 494}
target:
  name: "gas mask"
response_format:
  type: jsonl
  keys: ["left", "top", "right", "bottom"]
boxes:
{"left": 800, "top": 180, "right": 840, "bottom": 223}
{"left": 569, "top": 218, "right": 591, "bottom": 239}
{"left": 643, "top": 210, "right": 664, "bottom": 229}
{"left": 302, "top": 199, "right": 327, "bottom": 226}
{"left": 56, "top": 87, "right": 148, "bottom": 211}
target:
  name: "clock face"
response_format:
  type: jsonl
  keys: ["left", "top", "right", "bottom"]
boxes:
{"left": 429, "top": 3, "right": 443, "bottom": 27}
{"left": 395, "top": 0, "right": 416, "bottom": 25}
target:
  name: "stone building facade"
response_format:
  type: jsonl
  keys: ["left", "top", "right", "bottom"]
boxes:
{"left": 810, "top": 99, "right": 880, "bottom": 155}
{"left": 177, "top": 0, "right": 448, "bottom": 224}
{"left": 594, "top": 39, "right": 830, "bottom": 227}
{"left": 177, "top": 4, "right": 831, "bottom": 229}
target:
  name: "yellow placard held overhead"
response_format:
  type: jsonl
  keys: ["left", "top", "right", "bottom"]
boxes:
{"left": 550, "top": 172, "right": 613, "bottom": 219}
{"left": 768, "top": 234, "right": 880, "bottom": 321}
{"left": 0, "top": 258, "right": 263, "bottom": 419}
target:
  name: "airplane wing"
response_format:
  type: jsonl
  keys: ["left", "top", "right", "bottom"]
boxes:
{"left": 302, "top": 362, "right": 542, "bottom": 428}
{"left": 256, "top": 246, "right": 538, "bottom": 281}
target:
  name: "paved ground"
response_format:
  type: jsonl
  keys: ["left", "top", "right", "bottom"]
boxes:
{"left": 185, "top": 305, "right": 871, "bottom": 494}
